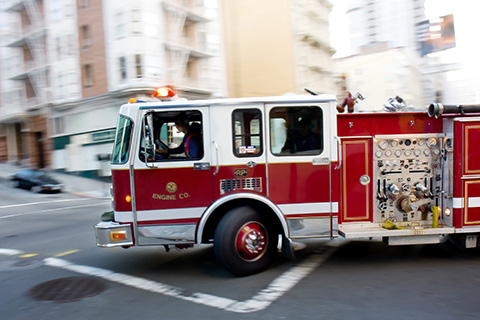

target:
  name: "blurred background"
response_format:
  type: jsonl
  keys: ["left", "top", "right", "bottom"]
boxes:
{"left": 0, "top": 0, "right": 477, "bottom": 178}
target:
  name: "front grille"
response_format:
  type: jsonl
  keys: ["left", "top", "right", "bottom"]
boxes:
{"left": 220, "top": 178, "right": 262, "bottom": 195}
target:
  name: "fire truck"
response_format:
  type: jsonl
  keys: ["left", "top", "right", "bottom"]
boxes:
{"left": 95, "top": 87, "right": 480, "bottom": 276}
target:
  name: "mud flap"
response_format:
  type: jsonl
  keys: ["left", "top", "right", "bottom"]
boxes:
{"left": 281, "top": 235, "right": 297, "bottom": 260}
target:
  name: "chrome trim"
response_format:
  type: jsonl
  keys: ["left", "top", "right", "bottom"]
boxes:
{"left": 287, "top": 216, "right": 338, "bottom": 239}
{"left": 95, "top": 221, "right": 134, "bottom": 247}
{"left": 138, "top": 224, "right": 196, "bottom": 242}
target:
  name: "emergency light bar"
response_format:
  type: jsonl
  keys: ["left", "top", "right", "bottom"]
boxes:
{"left": 152, "top": 87, "right": 177, "bottom": 99}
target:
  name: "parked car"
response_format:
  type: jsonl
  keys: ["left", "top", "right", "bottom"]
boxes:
{"left": 10, "top": 169, "right": 63, "bottom": 193}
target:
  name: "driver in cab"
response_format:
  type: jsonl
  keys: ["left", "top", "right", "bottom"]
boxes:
{"left": 156, "top": 113, "right": 203, "bottom": 159}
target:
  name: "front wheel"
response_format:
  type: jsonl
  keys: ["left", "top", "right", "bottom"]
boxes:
{"left": 214, "top": 206, "right": 277, "bottom": 276}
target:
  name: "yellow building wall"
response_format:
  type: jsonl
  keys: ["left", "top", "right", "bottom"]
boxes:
{"left": 221, "top": 0, "right": 296, "bottom": 97}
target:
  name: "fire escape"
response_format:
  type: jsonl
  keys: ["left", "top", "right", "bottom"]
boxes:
{"left": 161, "top": 0, "right": 212, "bottom": 96}
{"left": 7, "top": 0, "right": 49, "bottom": 109}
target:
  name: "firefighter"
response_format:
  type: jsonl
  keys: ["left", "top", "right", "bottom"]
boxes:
{"left": 157, "top": 113, "right": 203, "bottom": 159}
{"left": 281, "top": 118, "right": 320, "bottom": 153}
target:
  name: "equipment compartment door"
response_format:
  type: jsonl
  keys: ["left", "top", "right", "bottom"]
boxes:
{"left": 455, "top": 120, "right": 480, "bottom": 226}
{"left": 339, "top": 138, "right": 372, "bottom": 223}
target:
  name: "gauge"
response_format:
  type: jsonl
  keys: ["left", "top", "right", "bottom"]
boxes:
{"left": 395, "top": 150, "right": 402, "bottom": 157}
{"left": 426, "top": 137, "right": 437, "bottom": 148}
{"left": 375, "top": 150, "right": 383, "bottom": 158}
{"left": 414, "top": 149, "right": 421, "bottom": 156}
{"left": 417, "top": 139, "right": 425, "bottom": 146}
{"left": 404, "top": 150, "right": 412, "bottom": 157}
{"left": 433, "top": 148, "right": 441, "bottom": 156}
{"left": 385, "top": 150, "right": 393, "bottom": 157}
{"left": 424, "top": 149, "right": 431, "bottom": 156}
{"left": 390, "top": 140, "right": 398, "bottom": 147}
{"left": 378, "top": 140, "right": 389, "bottom": 150}
{"left": 405, "top": 139, "right": 412, "bottom": 146}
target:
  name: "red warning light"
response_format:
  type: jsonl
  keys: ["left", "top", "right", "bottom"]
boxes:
{"left": 152, "top": 87, "right": 177, "bottom": 99}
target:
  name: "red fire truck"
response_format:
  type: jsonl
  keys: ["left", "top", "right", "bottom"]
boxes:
{"left": 95, "top": 87, "right": 480, "bottom": 276}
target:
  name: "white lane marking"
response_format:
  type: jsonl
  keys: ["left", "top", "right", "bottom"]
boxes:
{"left": 226, "top": 250, "right": 334, "bottom": 313}
{"left": 0, "top": 245, "right": 339, "bottom": 313}
{"left": 0, "top": 202, "right": 110, "bottom": 220}
{"left": 0, "top": 198, "right": 93, "bottom": 210}
{"left": 42, "top": 247, "right": 337, "bottom": 313}
{"left": 0, "top": 248, "right": 23, "bottom": 256}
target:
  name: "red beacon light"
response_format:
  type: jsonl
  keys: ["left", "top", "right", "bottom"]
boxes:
{"left": 152, "top": 87, "right": 177, "bottom": 100}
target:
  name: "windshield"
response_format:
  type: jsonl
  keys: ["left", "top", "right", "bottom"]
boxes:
{"left": 111, "top": 115, "right": 133, "bottom": 164}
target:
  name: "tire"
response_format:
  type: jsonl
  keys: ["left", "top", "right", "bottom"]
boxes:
{"left": 214, "top": 206, "right": 277, "bottom": 276}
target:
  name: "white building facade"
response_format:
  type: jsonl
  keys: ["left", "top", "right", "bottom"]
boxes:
{"left": 346, "top": 0, "right": 426, "bottom": 55}
{"left": 0, "top": 0, "right": 226, "bottom": 177}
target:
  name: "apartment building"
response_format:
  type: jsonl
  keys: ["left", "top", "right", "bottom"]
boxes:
{"left": 221, "top": 0, "right": 337, "bottom": 97}
{"left": 346, "top": 0, "right": 426, "bottom": 55}
{"left": 0, "top": 0, "right": 226, "bottom": 176}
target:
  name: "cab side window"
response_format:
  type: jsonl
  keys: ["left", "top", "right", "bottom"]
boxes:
{"left": 139, "top": 110, "right": 204, "bottom": 162}
{"left": 232, "top": 109, "right": 263, "bottom": 157}
{"left": 270, "top": 106, "right": 323, "bottom": 156}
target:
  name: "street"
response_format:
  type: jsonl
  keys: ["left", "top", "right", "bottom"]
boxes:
{"left": 1, "top": 181, "right": 480, "bottom": 320}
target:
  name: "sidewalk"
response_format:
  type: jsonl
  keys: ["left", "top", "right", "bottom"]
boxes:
{"left": 0, "top": 162, "right": 111, "bottom": 199}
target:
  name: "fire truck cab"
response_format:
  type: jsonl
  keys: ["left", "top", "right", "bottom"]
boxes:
{"left": 95, "top": 89, "right": 480, "bottom": 276}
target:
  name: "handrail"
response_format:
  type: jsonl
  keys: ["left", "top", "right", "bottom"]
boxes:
{"left": 334, "top": 136, "right": 342, "bottom": 170}
{"left": 213, "top": 141, "right": 219, "bottom": 176}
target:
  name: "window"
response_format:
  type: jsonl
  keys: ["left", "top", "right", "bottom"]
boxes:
{"left": 270, "top": 106, "right": 323, "bottom": 156}
{"left": 56, "top": 37, "right": 61, "bottom": 58}
{"left": 80, "top": 0, "right": 89, "bottom": 8}
{"left": 55, "top": 117, "right": 65, "bottom": 135}
{"left": 232, "top": 109, "right": 262, "bottom": 157}
{"left": 67, "top": 35, "right": 74, "bottom": 55}
{"left": 116, "top": 12, "right": 125, "bottom": 38}
{"left": 135, "top": 54, "right": 142, "bottom": 78}
{"left": 51, "top": 0, "right": 62, "bottom": 21}
{"left": 119, "top": 56, "right": 127, "bottom": 80}
{"left": 83, "top": 64, "right": 93, "bottom": 87}
{"left": 139, "top": 110, "right": 204, "bottom": 162}
{"left": 132, "top": 9, "right": 142, "bottom": 34}
{"left": 112, "top": 115, "right": 133, "bottom": 164}
{"left": 57, "top": 74, "right": 65, "bottom": 98}
{"left": 80, "top": 25, "right": 91, "bottom": 47}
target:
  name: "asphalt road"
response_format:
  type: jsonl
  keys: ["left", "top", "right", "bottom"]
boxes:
{"left": 1, "top": 182, "right": 480, "bottom": 320}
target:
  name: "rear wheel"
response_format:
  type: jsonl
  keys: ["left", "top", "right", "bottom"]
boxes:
{"left": 214, "top": 206, "right": 277, "bottom": 276}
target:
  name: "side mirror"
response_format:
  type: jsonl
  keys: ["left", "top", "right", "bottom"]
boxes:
{"left": 144, "top": 113, "right": 156, "bottom": 167}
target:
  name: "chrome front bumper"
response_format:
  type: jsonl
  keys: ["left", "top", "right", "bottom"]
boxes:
{"left": 95, "top": 221, "right": 134, "bottom": 247}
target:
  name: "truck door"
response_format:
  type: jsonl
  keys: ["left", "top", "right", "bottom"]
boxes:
{"left": 209, "top": 104, "right": 267, "bottom": 199}
{"left": 266, "top": 103, "right": 335, "bottom": 238}
{"left": 132, "top": 108, "right": 212, "bottom": 245}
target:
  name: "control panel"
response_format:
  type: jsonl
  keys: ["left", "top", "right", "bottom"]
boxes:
{"left": 373, "top": 134, "right": 444, "bottom": 224}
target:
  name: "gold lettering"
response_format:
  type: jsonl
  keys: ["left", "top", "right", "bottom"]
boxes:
{"left": 179, "top": 192, "right": 190, "bottom": 199}
{"left": 152, "top": 193, "right": 176, "bottom": 200}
